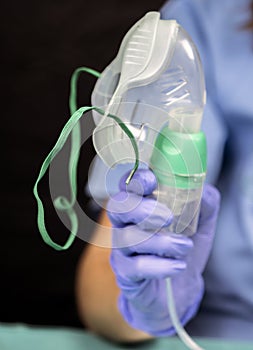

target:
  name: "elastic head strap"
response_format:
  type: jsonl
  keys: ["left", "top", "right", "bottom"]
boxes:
{"left": 33, "top": 67, "right": 139, "bottom": 250}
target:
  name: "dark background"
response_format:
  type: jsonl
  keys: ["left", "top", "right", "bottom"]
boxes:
{"left": 1, "top": 0, "right": 165, "bottom": 328}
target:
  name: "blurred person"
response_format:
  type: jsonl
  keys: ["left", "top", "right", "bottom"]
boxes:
{"left": 76, "top": 0, "right": 253, "bottom": 342}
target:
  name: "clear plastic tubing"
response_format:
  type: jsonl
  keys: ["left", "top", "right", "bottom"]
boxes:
{"left": 166, "top": 278, "right": 204, "bottom": 350}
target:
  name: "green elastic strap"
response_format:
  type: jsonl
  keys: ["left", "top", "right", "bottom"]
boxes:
{"left": 33, "top": 67, "right": 139, "bottom": 250}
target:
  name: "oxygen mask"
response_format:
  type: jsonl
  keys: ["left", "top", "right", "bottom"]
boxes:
{"left": 92, "top": 11, "right": 206, "bottom": 169}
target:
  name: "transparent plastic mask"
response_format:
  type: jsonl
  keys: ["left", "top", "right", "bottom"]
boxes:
{"left": 92, "top": 14, "right": 206, "bottom": 168}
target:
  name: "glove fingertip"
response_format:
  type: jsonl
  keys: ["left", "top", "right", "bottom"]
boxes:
{"left": 203, "top": 183, "right": 221, "bottom": 203}
{"left": 119, "top": 169, "right": 157, "bottom": 196}
{"left": 200, "top": 183, "right": 221, "bottom": 221}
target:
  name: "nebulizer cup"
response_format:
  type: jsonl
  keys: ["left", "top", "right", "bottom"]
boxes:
{"left": 149, "top": 24, "right": 206, "bottom": 236}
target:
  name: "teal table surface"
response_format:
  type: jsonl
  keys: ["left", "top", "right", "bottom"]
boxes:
{"left": 0, "top": 324, "right": 253, "bottom": 350}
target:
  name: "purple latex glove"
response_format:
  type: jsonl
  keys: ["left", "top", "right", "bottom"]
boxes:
{"left": 107, "top": 169, "right": 220, "bottom": 336}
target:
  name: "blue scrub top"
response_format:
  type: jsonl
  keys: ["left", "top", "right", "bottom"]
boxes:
{"left": 88, "top": 0, "right": 253, "bottom": 340}
{"left": 159, "top": 0, "right": 253, "bottom": 340}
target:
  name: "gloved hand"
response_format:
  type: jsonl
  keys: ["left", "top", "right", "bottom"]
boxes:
{"left": 107, "top": 169, "right": 220, "bottom": 336}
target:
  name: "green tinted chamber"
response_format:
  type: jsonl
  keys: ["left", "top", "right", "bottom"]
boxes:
{"left": 150, "top": 126, "right": 207, "bottom": 189}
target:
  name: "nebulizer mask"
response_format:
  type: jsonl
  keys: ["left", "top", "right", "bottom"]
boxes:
{"left": 34, "top": 11, "right": 206, "bottom": 350}
{"left": 92, "top": 11, "right": 206, "bottom": 235}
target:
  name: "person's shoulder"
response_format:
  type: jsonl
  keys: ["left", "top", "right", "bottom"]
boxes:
{"left": 160, "top": 0, "right": 235, "bottom": 20}
{"left": 159, "top": 0, "right": 214, "bottom": 50}
{"left": 160, "top": 0, "right": 243, "bottom": 45}
{"left": 161, "top": 0, "right": 248, "bottom": 19}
